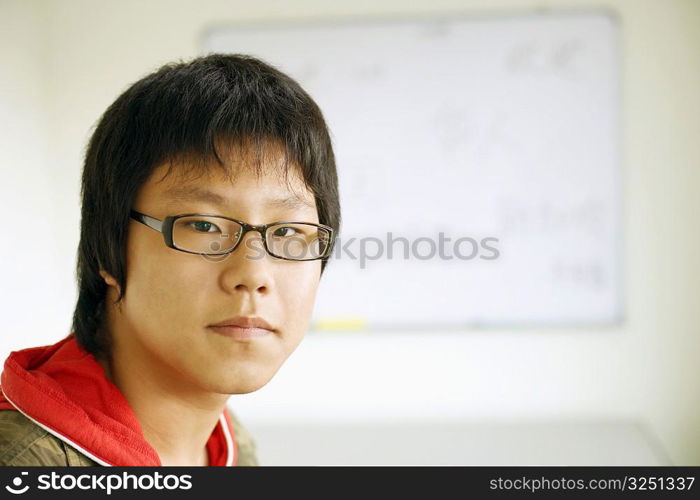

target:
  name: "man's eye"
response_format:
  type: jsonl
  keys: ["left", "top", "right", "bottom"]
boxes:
{"left": 188, "top": 221, "right": 220, "bottom": 233}
{"left": 272, "top": 226, "right": 297, "bottom": 237}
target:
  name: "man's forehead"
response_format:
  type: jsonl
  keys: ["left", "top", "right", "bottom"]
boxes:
{"left": 144, "top": 145, "right": 316, "bottom": 212}
{"left": 161, "top": 184, "right": 315, "bottom": 211}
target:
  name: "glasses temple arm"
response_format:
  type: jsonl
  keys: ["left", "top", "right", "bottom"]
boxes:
{"left": 130, "top": 210, "right": 164, "bottom": 233}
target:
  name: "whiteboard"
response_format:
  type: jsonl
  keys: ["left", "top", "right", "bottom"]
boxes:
{"left": 203, "top": 11, "right": 623, "bottom": 329}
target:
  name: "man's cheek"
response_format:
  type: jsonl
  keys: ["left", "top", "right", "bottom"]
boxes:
{"left": 147, "top": 261, "right": 198, "bottom": 292}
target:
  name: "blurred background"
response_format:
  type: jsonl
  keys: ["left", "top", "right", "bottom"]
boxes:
{"left": 1, "top": 0, "right": 698, "bottom": 465}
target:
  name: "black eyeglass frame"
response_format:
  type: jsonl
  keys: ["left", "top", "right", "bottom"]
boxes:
{"left": 129, "top": 209, "right": 335, "bottom": 261}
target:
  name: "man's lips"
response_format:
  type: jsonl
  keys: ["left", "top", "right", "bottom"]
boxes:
{"left": 208, "top": 316, "right": 277, "bottom": 340}
{"left": 209, "top": 316, "right": 276, "bottom": 331}
{"left": 208, "top": 325, "right": 272, "bottom": 340}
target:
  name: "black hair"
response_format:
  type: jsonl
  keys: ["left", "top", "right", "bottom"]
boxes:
{"left": 71, "top": 53, "right": 340, "bottom": 358}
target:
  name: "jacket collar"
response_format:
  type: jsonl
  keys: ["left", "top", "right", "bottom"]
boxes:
{"left": 0, "top": 335, "right": 237, "bottom": 466}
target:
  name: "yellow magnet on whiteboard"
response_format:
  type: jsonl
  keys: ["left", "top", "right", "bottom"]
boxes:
{"left": 313, "top": 317, "right": 368, "bottom": 331}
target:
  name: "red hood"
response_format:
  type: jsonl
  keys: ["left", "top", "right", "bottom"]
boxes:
{"left": 0, "top": 334, "right": 237, "bottom": 466}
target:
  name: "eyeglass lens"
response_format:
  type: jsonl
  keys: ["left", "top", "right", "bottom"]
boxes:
{"left": 172, "top": 215, "right": 330, "bottom": 260}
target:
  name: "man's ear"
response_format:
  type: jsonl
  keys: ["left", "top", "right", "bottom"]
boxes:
{"left": 99, "top": 269, "right": 119, "bottom": 288}
{"left": 99, "top": 269, "right": 123, "bottom": 310}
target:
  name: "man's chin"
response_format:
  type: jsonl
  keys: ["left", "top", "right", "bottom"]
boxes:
{"left": 209, "top": 371, "right": 277, "bottom": 395}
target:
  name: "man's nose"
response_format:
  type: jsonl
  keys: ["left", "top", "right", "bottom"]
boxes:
{"left": 219, "top": 230, "right": 273, "bottom": 294}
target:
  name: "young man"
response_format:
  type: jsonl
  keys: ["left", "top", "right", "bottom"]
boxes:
{"left": 0, "top": 54, "right": 340, "bottom": 466}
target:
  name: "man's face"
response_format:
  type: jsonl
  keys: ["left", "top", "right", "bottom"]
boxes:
{"left": 103, "top": 151, "right": 322, "bottom": 395}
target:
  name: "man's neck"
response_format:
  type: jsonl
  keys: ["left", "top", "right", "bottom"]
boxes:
{"left": 96, "top": 341, "right": 228, "bottom": 466}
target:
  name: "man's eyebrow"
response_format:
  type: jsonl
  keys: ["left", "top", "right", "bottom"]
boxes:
{"left": 163, "top": 186, "right": 227, "bottom": 205}
{"left": 265, "top": 195, "right": 315, "bottom": 211}
{"left": 163, "top": 186, "right": 315, "bottom": 210}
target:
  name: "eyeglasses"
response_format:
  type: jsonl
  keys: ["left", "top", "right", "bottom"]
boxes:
{"left": 130, "top": 210, "right": 334, "bottom": 261}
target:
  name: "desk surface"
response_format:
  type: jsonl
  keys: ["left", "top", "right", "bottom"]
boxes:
{"left": 247, "top": 421, "right": 668, "bottom": 466}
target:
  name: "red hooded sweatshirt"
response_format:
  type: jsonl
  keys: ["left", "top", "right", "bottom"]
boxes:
{"left": 0, "top": 334, "right": 238, "bottom": 466}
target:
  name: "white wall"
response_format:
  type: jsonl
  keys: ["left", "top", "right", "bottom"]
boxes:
{"left": 0, "top": 0, "right": 66, "bottom": 340}
{"left": 0, "top": 0, "right": 698, "bottom": 465}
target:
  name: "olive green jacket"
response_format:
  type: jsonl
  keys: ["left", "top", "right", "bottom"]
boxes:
{"left": 0, "top": 409, "right": 259, "bottom": 466}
